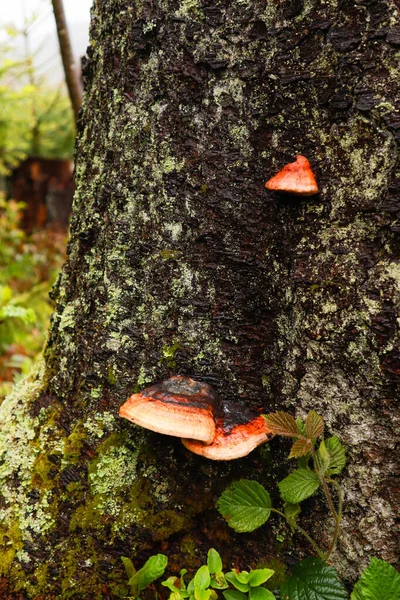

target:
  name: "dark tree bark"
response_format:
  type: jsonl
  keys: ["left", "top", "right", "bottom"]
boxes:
{"left": 1, "top": 0, "right": 400, "bottom": 597}
{"left": 52, "top": 0, "right": 83, "bottom": 120}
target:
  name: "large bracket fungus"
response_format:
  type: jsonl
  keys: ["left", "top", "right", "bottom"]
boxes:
{"left": 119, "top": 376, "right": 273, "bottom": 460}
{"left": 265, "top": 154, "right": 318, "bottom": 196}
{"left": 119, "top": 375, "right": 217, "bottom": 445}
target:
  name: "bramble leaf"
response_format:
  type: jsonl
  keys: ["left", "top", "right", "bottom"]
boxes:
{"left": 289, "top": 438, "right": 312, "bottom": 459}
{"left": 305, "top": 410, "right": 324, "bottom": 439}
{"left": 263, "top": 412, "right": 300, "bottom": 437}
{"left": 217, "top": 480, "right": 271, "bottom": 533}
{"left": 316, "top": 440, "right": 331, "bottom": 475}
{"left": 278, "top": 469, "right": 320, "bottom": 504}
{"left": 350, "top": 557, "right": 400, "bottom": 600}
{"left": 325, "top": 436, "right": 346, "bottom": 476}
{"left": 280, "top": 558, "right": 348, "bottom": 600}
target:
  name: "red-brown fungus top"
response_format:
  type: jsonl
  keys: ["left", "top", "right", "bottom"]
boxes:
{"left": 119, "top": 375, "right": 217, "bottom": 445}
{"left": 182, "top": 403, "right": 274, "bottom": 460}
{"left": 265, "top": 155, "right": 318, "bottom": 196}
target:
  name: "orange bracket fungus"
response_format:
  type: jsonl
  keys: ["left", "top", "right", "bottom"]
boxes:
{"left": 119, "top": 375, "right": 217, "bottom": 445}
{"left": 119, "top": 376, "right": 274, "bottom": 460}
{"left": 265, "top": 154, "right": 318, "bottom": 196}
{"left": 182, "top": 402, "right": 274, "bottom": 461}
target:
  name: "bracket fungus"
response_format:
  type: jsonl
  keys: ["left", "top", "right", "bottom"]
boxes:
{"left": 182, "top": 403, "right": 273, "bottom": 460}
{"left": 119, "top": 376, "right": 274, "bottom": 460}
{"left": 265, "top": 155, "right": 318, "bottom": 196}
{"left": 119, "top": 375, "right": 217, "bottom": 445}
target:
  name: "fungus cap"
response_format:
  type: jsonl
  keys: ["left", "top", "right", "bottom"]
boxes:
{"left": 265, "top": 155, "right": 318, "bottom": 196}
{"left": 119, "top": 375, "right": 216, "bottom": 445}
{"left": 182, "top": 404, "right": 273, "bottom": 460}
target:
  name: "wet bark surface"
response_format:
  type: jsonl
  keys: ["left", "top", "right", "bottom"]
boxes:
{"left": 1, "top": 0, "right": 399, "bottom": 597}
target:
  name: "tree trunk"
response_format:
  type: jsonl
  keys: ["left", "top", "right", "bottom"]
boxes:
{"left": 1, "top": 0, "right": 399, "bottom": 597}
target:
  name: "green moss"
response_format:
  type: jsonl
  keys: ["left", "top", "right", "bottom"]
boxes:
{"left": 63, "top": 426, "right": 86, "bottom": 463}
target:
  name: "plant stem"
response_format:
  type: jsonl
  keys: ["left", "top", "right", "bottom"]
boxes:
{"left": 271, "top": 508, "right": 325, "bottom": 559}
{"left": 325, "top": 479, "right": 343, "bottom": 559}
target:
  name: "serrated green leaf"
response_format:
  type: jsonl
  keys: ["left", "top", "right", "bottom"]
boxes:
{"left": 350, "top": 557, "right": 400, "bottom": 600}
{"left": 248, "top": 569, "right": 275, "bottom": 586}
{"left": 316, "top": 440, "right": 331, "bottom": 475}
{"left": 305, "top": 410, "right": 324, "bottom": 439}
{"left": 296, "top": 418, "right": 306, "bottom": 436}
{"left": 249, "top": 587, "right": 276, "bottom": 600}
{"left": 208, "top": 548, "right": 223, "bottom": 575}
{"left": 217, "top": 480, "right": 272, "bottom": 533}
{"left": 225, "top": 572, "right": 250, "bottom": 592}
{"left": 289, "top": 438, "right": 312, "bottom": 459}
{"left": 194, "top": 566, "right": 211, "bottom": 591}
{"left": 263, "top": 412, "right": 300, "bottom": 437}
{"left": 325, "top": 436, "right": 346, "bottom": 476}
{"left": 278, "top": 469, "right": 320, "bottom": 504}
{"left": 223, "top": 590, "right": 247, "bottom": 600}
{"left": 280, "top": 558, "right": 348, "bottom": 600}
{"left": 121, "top": 556, "right": 136, "bottom": 580}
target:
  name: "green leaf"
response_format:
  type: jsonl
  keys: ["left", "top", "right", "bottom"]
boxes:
{"left": 296, "top": 418, "right": 306, "bottom": 436}
{"left": 225, "top": 572, "right": 250, "bottom": 592}
{"left": 248, "top": 569, "right": 275, "bottom": 586}
{"left": 283, "top": 502, "right": 301, "bottom": 525}
{"left": 223, "top": 590, "right": 247, "bottom": 600}
{"left": 162, "top": 577, "right": 190, "bottom": 597}
{"left": 278, "top": 469, "right": 320, "bottom": 504}
{"left": 121, "top": 556, "right": 136, "bottom": 580}
{"left": 249, "top": 587, "right": 276, "bottom": 600}
{"left": 280, "top": 558, "right": 348, "bottom": 600}
{"left": 208, "top": 549, "right": 223, "bottom": 575}
{"left": 217, "top": 480, "right": 271, "bottom": 533}
{"left": 350, "top": 557, "right": 400, "bottom": 600}
{"left": 211, "top": 575, "right": 229, "bottom": 590}
{"left": 195, "top": 589, "right": 212, "bottom": 600}
{"left": 305, "top": 411, "right": 324, "bottom": 439}
{"left": 316, "top": 440, "right": 331, "bottom": 475}
{"left": 289, "top": 438, "right": 312, "bottom": 459}
{"left": 263, "top": 412, "right": 300, "bottom": 438}
{"left": 129, "top": 554, "right": 168, "bottom": 591}
{"left": 236, "top": 571, "right": 251, "bottom": 584}
{"left": 325, "top": 436, "right": 346, "bottom": 476}
{"left": 194, "top": 566, "right": 211, "bottom": 591}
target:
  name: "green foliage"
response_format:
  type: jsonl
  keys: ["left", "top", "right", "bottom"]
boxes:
{"left": 323, "top": 437, "right": 346, "bottom": 476}
{"left": 218, "top": 411, "right": 346, "bottom": 562}
{"left": 350, "top": 558, "right": 400, "bottom": 600}
{"left": 157, "top": 549, "right": 277, "bottom": 600}
{"left": 217, "top": 480, "right": 271, "bottom": 533}
{"left": 280, "top": 558, "right": 348, "bottom": 600}
{"left": 0, "top": 31, "right": 74, "bottom": 174}
{"left": 121, "top": 553, "right": 168, "bottom": 598}
{"left": 278, "top": 469, "right": 320, "bottom": 504}
{"left": 0, "top": 196, "right": 66, "bottom": 401}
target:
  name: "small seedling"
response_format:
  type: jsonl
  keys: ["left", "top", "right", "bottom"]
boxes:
{"left": 121, "top": 553, "right": 168, "bottom": 599}
{"left": 217, "top": 410, "right": 346, "bottom": 561}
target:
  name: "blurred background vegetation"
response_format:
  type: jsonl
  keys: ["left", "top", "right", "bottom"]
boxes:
{"left": 0, "top": 0, "right": 90, "bottom": 402}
